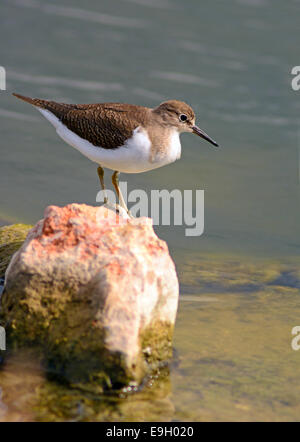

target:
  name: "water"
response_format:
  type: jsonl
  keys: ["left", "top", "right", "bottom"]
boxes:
{"left": 1, "top": 0, "right": 300, "bottom": 421}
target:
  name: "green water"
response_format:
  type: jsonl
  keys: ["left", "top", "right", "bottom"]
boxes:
{"left": 1, "top": 0, "right": 300, "bottom": 421}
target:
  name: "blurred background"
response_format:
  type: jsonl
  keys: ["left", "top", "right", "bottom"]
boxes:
{"left": 1, "top": 0, "right": 300, "bottom": 258}
{"left": 1, "top": 0, "right": 300, "bottom": 422}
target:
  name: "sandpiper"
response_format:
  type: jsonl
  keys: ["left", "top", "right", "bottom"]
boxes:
{"left": 13, "top": 93, "right": 219, "bottom": 214}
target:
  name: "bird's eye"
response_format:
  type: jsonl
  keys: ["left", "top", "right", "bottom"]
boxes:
{"left": 179, "top": 114, "right": 187, "bottom": 122}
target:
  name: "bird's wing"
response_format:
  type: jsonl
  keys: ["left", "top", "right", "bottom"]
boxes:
{"left": 60, "top": 105, "right": 144, "bottom": 149}
{"left": 13, "top": 94, "right": 147, "bottom": 149}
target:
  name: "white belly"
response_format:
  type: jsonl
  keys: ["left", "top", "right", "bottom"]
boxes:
{"left": 38, "top": 108, "right": 181, "bottom": 173}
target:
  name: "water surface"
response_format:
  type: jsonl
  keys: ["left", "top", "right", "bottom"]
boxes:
{"left": 1, "top": 0, "right": 300, "bottom": 421}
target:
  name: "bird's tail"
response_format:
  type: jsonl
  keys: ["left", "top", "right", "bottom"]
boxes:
{"left": 12, "top": 93, "right": 47, "bottom": 108}
{"left": 12, "top": 93, "right": 76, "bottom": 123}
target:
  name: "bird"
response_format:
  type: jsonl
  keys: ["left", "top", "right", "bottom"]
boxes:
{"left": 13, "top": 93, "right": 219, "bottom": 215}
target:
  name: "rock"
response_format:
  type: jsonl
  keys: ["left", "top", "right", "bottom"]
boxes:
{"left": 0, "top": 224, "right": 33, "bottom": 279}
{"left": 0, "top": 204, "right": 179, "bottom": 390}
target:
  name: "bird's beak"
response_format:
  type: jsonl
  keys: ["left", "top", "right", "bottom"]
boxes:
{"left": 192, "top": 125, "right": 219, "bottom": 147}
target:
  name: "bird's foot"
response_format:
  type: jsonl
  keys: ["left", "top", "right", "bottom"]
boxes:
{"left": 102, "top": 202, "right": 133, "bottom": 219}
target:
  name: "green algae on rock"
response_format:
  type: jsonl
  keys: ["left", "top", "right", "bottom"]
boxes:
{"left": 141, "top": 320, "right": 174, "bottom": 368}
{"left": 0, "top": 224, "right": 32, "bottom": 279}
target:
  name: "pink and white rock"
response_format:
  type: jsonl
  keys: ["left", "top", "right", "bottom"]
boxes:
{"left": 0, "top": 204, "right": 179, "bottom": 389}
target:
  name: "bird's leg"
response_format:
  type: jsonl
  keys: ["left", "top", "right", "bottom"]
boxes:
{"left": 112, "top": 171, "right": 131, "bottom": 215}
{"left": 97, "top": 165, "right": 108, "bottom": 204}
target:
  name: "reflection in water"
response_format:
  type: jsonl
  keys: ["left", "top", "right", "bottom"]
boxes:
{"left": 173, "top": 255, "right": 300, "bottom": 421}
{"left": 0, "top": 351, "right": 44, "bottom": 422}
{"left": 0, "top": 255, "right": 300, "bottom": 421}
{"left": 0, "top": 351, "right": 173, "bottom": 422}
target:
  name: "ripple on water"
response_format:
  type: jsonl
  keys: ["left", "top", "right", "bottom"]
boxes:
{"left": 9, "top": 70, "right": 124, "bottom": 92}
{"left": 0, "top": 108, "right": 40, "bottom": 123}
{"left": 10, "top": 0, "right": 148, "bottom": 29}
{"left": 150, "top": 71, "right": 220, "bottom": 88}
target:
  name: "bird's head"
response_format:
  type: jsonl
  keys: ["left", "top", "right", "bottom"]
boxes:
{"left": 153, "top": 99, "right": 219, "bottom": 147}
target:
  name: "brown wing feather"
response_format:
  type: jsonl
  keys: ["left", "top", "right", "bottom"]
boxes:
{"left": 61, "top": 106, "right": 144, "bottom": 149}
{"left": 13, "top": 93, "right": 149, "bottom": 149}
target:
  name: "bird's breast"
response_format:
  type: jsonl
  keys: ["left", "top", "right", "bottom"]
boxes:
{"left": 148, "top": 129, "right": 182, "bottom": 165}
{"left": 120, "top": 126, "right": 182, "bottom": 172}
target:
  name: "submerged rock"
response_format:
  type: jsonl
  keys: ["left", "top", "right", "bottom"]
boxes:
{"left": 0, "top": 224, "right": 32, "bottom": 279}
{"left": 0, "top": 204, "right": 179, "bottom": 389}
